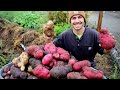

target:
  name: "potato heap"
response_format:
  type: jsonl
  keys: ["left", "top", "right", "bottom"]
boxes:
{"left": 99, "top": 28, "right": 116, "bottom": 50}
{"left": 1, "top": 42, "right": 105, "bottom": 79}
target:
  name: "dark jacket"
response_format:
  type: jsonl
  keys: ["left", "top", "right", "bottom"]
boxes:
{"left": 53, "top": 27, "right": 104, "bottom": 62}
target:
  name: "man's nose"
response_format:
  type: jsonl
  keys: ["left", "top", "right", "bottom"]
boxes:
{"left": 76, "top": 18, "right": 80, "bottom": 22}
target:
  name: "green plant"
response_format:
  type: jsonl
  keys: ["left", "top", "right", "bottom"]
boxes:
{"left": 54, "top": 23, "right": 71, "bottom": 36}
{"left": 48, "top": 11, "right": 68, "bottom": 25}
{"left": 0, "top": 11, "right": 17, "bottom": 22}
{"left": 85, "top": 11, "right": 93, "bottom": 25}
{"left": 12, "top": 11, "right": 49, "bottom": 30}
{"left": 0, "top": 54, "right": 7, "bottom": 68}
{"left": 109, "top": 64, "right": 120, "bottom": 79}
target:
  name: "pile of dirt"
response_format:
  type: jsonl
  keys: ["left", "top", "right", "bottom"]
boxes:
{"left": 0, "top": 18, "right": 54, "bottom": 59}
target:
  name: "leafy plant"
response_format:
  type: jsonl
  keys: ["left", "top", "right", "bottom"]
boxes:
{"left": 48, "top": 11, "right": 68, "bottom": 25}
{"left": 54, "top": 23, "right": 71, "bottom": 36}
{"left": 0, "top": 11, "right": 17, "bottom": 22}
{"left": 0, "top": 54, "right": 7, "bottom": 68}
{"left": 13, "top": 11, "right": 49, "bottom": 30}
{"left": 109, "top": 63, "right": 120, "bottom": 79}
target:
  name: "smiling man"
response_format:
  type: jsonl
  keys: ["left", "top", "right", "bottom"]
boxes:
{"left": 53, "top": 11, "right": 112, "bottom": 68}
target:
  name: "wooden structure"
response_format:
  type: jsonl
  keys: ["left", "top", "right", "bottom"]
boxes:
{"left": 97, "top": 11, "right": 104, "bottom": 32}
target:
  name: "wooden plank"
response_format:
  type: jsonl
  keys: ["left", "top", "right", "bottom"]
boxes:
{"left": 97, "top": 11, "right": 103, "bottom": 32}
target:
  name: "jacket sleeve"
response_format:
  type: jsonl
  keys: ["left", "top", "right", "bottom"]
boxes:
{"left": 95, "top": 31, "right": 104, "bottom": 55}
{"left": 53, "top": 34, "right": 63, "bottom": 47}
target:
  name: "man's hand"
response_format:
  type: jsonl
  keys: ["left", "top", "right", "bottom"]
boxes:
{"left": 103, "top": 49, "right": 112, "bottom": 54}
{"left": 99, "top": 32, "right": 116, "bottom": 54}
{"left": 99, "top": 44, "right": 112, "bottom": 54}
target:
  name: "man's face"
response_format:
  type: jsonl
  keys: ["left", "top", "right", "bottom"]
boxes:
{"left": 70, "top": 14, "right": 85, "bottom": 31}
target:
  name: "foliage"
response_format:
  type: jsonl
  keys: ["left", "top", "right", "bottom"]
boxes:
{"left": 0, "top": 54, "right": 7, "bottom": 68}
{"left": 0, "top": 11, "right": 49, "bottom": 31}
{"left": 85, "top": 11, "right": 93, "bottom": 24}
{"left": 48, "top": 11, "right": 68, "bottom": 25}
{"left": 109, "top": 63, "right": 120, "bottom": 79}
{"left": 13, "top": 11, "right": 49, "bottom": 30}
{"left": 0, "top": 11, "right": 17, "bottom": 21}
{"left": 54, "top": 23, "right": 71, "bottom": 36}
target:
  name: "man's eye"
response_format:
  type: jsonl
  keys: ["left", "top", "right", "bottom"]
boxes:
{"left": 78, "top": 16, "right": 82, "bottom": 19}
{"left": 72, "top": 17, "right": 76, "bottom": 19}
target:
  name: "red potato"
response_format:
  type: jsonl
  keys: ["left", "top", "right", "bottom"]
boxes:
{"left": 33, "top": 65, "right": 50, "bottom": 79}
{"left": 42, "top": 54, "right": 53, "bottom": 65}
{"left": 53, "top": 52, "right": 60, "bottom": 59}
{"left": 49, "top": 59, "right": 57, "bottom": 68}
{"left": 67, "top": 72, "right": 87, "bottom": 79}
{"left": 73, "top": 60, "right": 91, "bottom": 71}
{"left": 57, "top": 47, "right": 70, "bottom": 56}
{"left": 49, "top": 62, "right": 54, "bottom": 68}
{"left": 53, "top": 59, "right": 57, "bottom": 66}
{"left": 25, "top": 45, "right": 39, "bottom": 55}
{"left": 59, "top": 54, "right": 70, "bottom": 61}
{"left": 100, "top": 28, "right": 108, "bottom": 34}
{"left": 100, "top": 28, "right": 115, "bottom": 50}
{"left": 68, "top": 59, "right": 78, "bottom": 66}
{"left": 54, "top": 47, "right": 70, "bottom": 61}
{"left": 33, "top": 47, "right": 43, "bottom": 59}
{"left": 54, "top": 61, "right": 66, "bottom": 67}
{"left": 44, "top": 42, "right": 57, "bottom": 54}
{"left": 82, "top": 66, "right": 104, "bottom": 79}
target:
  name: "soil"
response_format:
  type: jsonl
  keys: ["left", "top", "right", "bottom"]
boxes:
{"left": 95, "top": 53, "right": 114, "bottom": 78}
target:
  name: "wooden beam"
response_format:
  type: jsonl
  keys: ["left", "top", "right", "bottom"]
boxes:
{"left": 97, "top": 11, "right": 103, "bottom": 32}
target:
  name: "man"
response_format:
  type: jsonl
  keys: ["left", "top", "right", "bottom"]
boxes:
{"left": 53, "top": 11, "right": 113, "bottom": 68}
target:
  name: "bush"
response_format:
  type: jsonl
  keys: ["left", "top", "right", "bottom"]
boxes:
{"left": 48, "top": 11, "right": 68, "bottom": 25}
{"left": 85, "top": 11, "right": 93, "bottom": 24}
{"left": 54, "top": 23, "right": 71, "bottom": 36}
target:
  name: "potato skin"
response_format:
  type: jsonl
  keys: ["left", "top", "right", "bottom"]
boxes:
{"left": 50, "top": 64, "right": 72, "bottom": 79}
{"left": 67, "top": 72, "right": 87, "bottom": 79}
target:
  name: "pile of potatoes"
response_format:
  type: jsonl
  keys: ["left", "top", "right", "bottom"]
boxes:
{"left": 1, "top": 42, "right": 105, "bottom": 79}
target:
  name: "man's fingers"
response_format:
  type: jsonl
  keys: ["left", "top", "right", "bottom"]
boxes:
{"left": 99, "top": 44, "right": 101, "bottom": 47}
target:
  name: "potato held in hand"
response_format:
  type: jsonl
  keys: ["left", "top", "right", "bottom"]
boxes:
{"left": 100, "top": 28, "right": 115, "bottom": 50}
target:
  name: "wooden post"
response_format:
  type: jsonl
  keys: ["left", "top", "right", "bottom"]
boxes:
{"left": 97, "top": 11, "right": 103, "bottom": 32}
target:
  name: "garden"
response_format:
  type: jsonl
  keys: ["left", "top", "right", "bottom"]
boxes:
{"left": 0, "top": 11, "right": 119, "bottom": 79}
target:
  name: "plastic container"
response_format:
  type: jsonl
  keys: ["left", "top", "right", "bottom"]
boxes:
{"left": 0, "top": 62, "right": 13, "bottom": 79}
{"left": 0, "top": 62, "right": 107, "bottom": 79}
